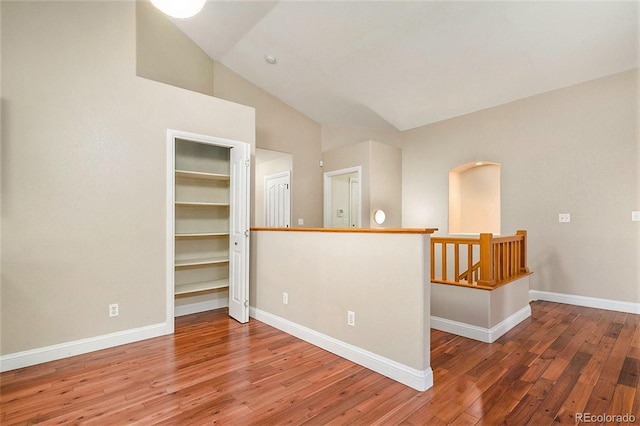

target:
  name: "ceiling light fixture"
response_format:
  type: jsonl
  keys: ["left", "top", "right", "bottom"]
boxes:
{"left": 150, "top": 0, "right": 206, "bottom": 19}
{"left": 265, "top": 55, "right": 277, "bottom": 65}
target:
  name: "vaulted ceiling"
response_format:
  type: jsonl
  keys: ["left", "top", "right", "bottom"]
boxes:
{"left": 171, "top": 1, "right": 639, "bottom": 131}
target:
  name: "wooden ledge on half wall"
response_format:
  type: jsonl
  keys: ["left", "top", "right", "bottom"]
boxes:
{"left": 250, "top": 227, "right": 438, "bottom": 234}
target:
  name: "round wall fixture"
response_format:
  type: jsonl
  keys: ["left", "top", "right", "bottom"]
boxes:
{"left": 373, "top": 209, "right": 386, "bottom": 225}
{"left": 150, "top": 0, "right": 206, "bottom": 18}
{"left": 265, "top": 55, "right": 277, "bottom": 65}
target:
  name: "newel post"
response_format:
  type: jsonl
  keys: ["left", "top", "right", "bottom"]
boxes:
{"left": 517, "top": 230, "right": 530, "bottom": 273}
{"left": 478, "top": 233, "right": 495, "bottom": 287}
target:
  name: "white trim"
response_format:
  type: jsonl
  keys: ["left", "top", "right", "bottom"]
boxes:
{"left": 0, "top": 322, "right": 170, "bottom": 372}
{"left": 529, "top": 290, "right": 640, "bottom": 314}
{"left": 175, "top": 299, "right": 229, "bottom": 317}
{"left": 250, "top": 307, "right": 433, "bottom": 392}
{"left": 431, "top": 304, "right": 532, "bottom": 343}
{"left": 323, "top": 166, "right": 362, "bottom": 228}
{"left": 166, "top": 132, "right": 176, "bottom": 329}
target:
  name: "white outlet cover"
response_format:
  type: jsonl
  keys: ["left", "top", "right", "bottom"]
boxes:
{"left": 632, "top": 211, "right": 640, "bottom": 222}
{"left": 559, "top": 213, "right": 571, "bottom": 223}
{"left": 109, "top": 303, "right": 119, "bottom": 317}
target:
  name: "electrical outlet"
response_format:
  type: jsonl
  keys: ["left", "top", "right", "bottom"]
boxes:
{"left": 347, "top": 311, "right": 355, "bottom": 326}
{"left": 632, "top": 211, "right": 640, "bottom": 222}
{"left": 559, "top": 213, "right": 571, "bottom": 223}
{"left": 109, "top": 303, "right": 119, "bottom": 317}
{"left": 283, "top": 292, "right": 288, "bottom": 305}
{"left": 298, "top": 218, "right": 304, "bottom": 226}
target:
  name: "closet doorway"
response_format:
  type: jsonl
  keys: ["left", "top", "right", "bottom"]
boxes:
{"left": 167, "top": 130, "right": 251, "bottom": 324}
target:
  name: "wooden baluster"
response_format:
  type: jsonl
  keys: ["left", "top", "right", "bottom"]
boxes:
{"left": 504, "top": 242, "right": 509, "bottom": 279}
{"left": 442, "top": 242, "right": 447, "bottom": 282}
{"left": 430, "top": 239, "right": 435, "bottom": 282}
{"left": 510, "top": 241, "right": 514, "bottom": 277}
{"left": 454, "top": 243, "right": 460, "bottom": 282}
{"left": 495, "top": 242, "right": 500, "bottom": 282}
{"left": 467, "top": 243, "right": 473, "bottom": 283}
{"left": 514, "top": 240, "right": 520, "bottom": 275}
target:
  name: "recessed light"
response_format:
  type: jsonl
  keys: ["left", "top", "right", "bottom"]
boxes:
{"left": 265, "top": 55, "right": 277, "bottom": 65}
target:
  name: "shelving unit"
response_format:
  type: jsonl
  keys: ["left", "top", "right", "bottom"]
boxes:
{"left": 174, "top": 139, "right": 231, "bottom": 298}
{"left": 174, "top": 279, "right": 230, "bottom": 296}
{"left": 168, "top": 130, "right": 250, "bottom": 323}
{"left": 175, "top": 232, "right": 229, "bottom": 240}
{"left": 175, "top": 202, "right": 230, "bottom": 208}
{"left": 174, "top": 256, "right": 230, "bottom": 269}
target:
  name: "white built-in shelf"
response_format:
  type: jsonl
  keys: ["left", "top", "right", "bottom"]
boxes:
{"left": 174, "top": 278, "right": 229, "bottom": 296}
{"left": 175, "top": 170, "right": 230, "bottom": 181}
{"left": 175, "top": 232, "right": 229, "bottom": 240}
{"left": 175, "top": 202, "right": 230, "bottom": 208}
{"left": 174, "top": 256, "right": 229, "bottom": 269}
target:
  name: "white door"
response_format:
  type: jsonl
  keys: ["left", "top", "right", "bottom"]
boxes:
{"left": 264, "top": 171, "right": 291, "bottom": 228}
{"left": 228, "top": 144, "right": 250, "bottom": 323}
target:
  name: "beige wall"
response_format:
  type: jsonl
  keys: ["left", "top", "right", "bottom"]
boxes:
{"left": 135, "top": 4, "right": 323, "bottom": 228}
{"left": 431, "top": 277, "right": 530, "bottom": 329}
{"left": 323, "top": 140, "right": 402, "bottom": 228}
{"left": 136, "top": 1, "right": 214, "bottom": 96}
{"left": 321, "top": 125, "right": 401, "bottom": 152}
{"left": 402, "top": 69, "right": 640, "bottom": 303}
{"left": 213, "top": 63, "right": 323, "bottom": 228}
{"left": 322, "top": 142, "right": 371, "bottom": 227}
{"left": 250, "top": 230, "right": 431, "bottom": 371}
{"left": 0, "top": 1, "right": 255, "bottom": 355}
{"left": 369, "top": 141, "right": 402, "bottom": 228}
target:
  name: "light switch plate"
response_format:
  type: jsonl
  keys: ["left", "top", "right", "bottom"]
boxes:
{"left": 632, "top": 211, "right": 640, "bottom": 222}
{"left": 559, "top": 213, "right": 571, "bottom": 223}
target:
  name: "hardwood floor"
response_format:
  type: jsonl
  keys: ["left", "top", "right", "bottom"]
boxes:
{"left": 1, "top": 301, "right": 639, "bottom": 425}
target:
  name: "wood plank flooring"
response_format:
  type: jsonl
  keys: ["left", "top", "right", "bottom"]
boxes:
{"left": 1, "top": 301, "right": 639, "bottom": 425}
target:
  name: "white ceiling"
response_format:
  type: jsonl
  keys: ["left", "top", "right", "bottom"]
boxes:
{"left": 172, "top": 1, "right": 639, "bottom": 131}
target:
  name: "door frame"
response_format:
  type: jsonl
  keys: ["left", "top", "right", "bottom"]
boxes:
{"left": 264, "top": 170, "right": 291, "bottom": 228}
{"left": 166, "top": 129, "right": 251, "bottom": 329}
{"left": 323, "top": 166, "right": 362, "bottom": 228}
{"left": 348, "top": 176, "right": 360, "bottom": 228}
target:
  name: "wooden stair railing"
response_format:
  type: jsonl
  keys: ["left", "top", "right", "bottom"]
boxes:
{"left": 431, "top": 230, "right": 530, "bottom": 289}
{"left": 459, "top": 261, "right": 480, "bottom": 283}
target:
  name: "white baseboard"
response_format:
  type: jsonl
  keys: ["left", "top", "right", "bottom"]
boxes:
{"left": 0, "top": 322, "right": 171, "bottom": 372}
{"left": 529, "top": 290, "right": 640, "bottom": 314}
{"left": 249, "top": 307, "right": 433, "bottom": 392}
{"left": 175, "top": 299, "right": 228, "bottom": 317}
{"left": 431, "top": 304, "right": 532, "bottom": 343}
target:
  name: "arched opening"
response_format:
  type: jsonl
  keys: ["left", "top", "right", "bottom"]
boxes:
{"left": 449, "top": 161, "right": 501, "bottom": 235}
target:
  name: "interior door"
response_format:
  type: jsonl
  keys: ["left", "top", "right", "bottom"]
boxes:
{"left": 228, "top": 144, "right": 250, "bottom": 323}
{"left": 264, "top": 171, "right": 291, "bottom": 228}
